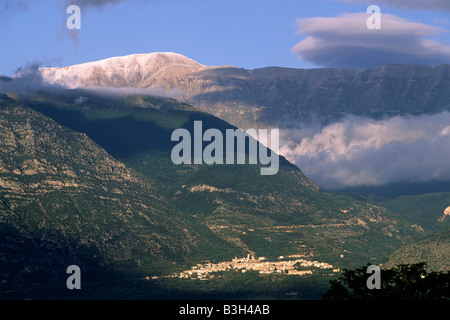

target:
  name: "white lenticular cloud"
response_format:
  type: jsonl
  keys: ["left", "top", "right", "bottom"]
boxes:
{"left": 292, "top": 13, "right": 450, "bottom": 68}
{"left": 334, "top": 0, "right": 450, "bottom": 11}
{"left": 279, "top": 112, "right": 450, "bottom": 189}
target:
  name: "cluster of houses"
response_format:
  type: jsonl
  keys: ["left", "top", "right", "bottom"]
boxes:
{"left": 168, "top": 254, "right": 340, "bottom": 280}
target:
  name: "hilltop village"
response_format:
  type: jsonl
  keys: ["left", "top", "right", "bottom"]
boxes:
{"left": 153, "top": 255, "right": 340, "bottom": 280}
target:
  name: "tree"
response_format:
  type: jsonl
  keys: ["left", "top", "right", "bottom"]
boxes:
{"left": 322, "top": 262, "right": 450, "bottom": 300}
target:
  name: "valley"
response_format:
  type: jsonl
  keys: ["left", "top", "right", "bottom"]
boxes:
{"left": 1, "top": 53, "right": 449, "bottom": 299}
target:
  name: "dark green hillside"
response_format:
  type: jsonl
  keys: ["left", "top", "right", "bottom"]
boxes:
{"left": 381, "top": 227, "right": 450, "bottom": 272}
{"left": 0, "top": 95, "right": 242, "bottom": 297}
{"left": 19, "top": 91, "right": 421, "bottom": 267}
{"left": 382, "top": 192, "right": 450, "bottom": 233}
{"left": 373, "top": 192, "right": 450, "bottom": 272}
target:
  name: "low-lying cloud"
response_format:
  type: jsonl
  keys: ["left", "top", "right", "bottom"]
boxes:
{"left": 292, "top": 13, "right": 450, "bottom": 68}
{"left": 279, "top": 113, "right": 450, "bottom": 189}
{"left": 0, "top": 63, "right": 66, "bottom": 96}
{"left": 0, "top": 63, "right": 183, "bottom": 99}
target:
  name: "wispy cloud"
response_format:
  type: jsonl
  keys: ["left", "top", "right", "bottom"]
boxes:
{"left": 2, "top": 0, "right": 147, "bottom": 11}
{"left": 292, "top": 13, "right": 450, "bottom": 68}
{"left": 0, "top": 63, "right": 67, "bottom": 96}
{"left": 279, "top": 113, "right": 450, "bottom": 189}
{"left": 3, "top": 1, "right": 148, "bottom": 48}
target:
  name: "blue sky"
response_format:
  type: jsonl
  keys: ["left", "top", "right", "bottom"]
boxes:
{"left": 0, "top": 0, "right": 449, "bottom": 75}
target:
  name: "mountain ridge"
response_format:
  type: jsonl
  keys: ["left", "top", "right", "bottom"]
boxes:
{"left": 0, "top": 94, "right": 249, "bottom": 295}
{"left": 36, "top": 52, "right": 450, "bottom": 129}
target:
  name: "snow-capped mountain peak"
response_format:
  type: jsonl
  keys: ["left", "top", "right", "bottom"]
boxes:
{"left": 39, "top": 52, "right": 206, "bottom": 89}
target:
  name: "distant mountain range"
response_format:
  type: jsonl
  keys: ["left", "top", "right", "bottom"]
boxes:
{"left": 36, "top": 53, "right": 450, "bottom": 196}
{"left": 39, "top": 52, "right": 450, "bottom": 128}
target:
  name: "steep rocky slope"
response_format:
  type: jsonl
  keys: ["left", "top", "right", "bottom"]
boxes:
{"left": 0, "top": 94, "right": 238, "bottom": 296}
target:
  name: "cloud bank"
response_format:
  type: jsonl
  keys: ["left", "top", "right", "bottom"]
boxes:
{"left": 279, "top": 113, "right": 450, "bottom": 189}
{"left": 292, "top": 13, "right": 450, "bottom": 68}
